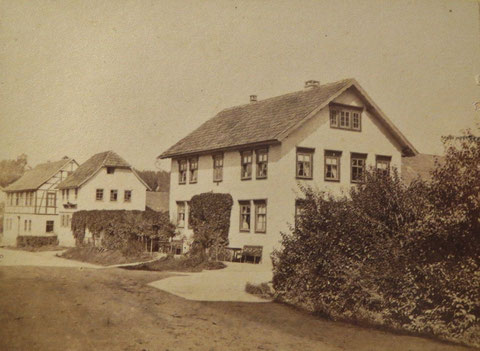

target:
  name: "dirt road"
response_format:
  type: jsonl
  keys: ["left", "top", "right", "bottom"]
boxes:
{"left": 0, "top": 266, "right": 473, "bottom": 351}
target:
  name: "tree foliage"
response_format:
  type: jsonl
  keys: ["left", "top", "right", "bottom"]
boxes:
{"left": 135, "top": 169, "right": 170, "bottom": 192}
{"left": 189, "top": 192, "right": 233, "bottom": 258}
{"left": 0, "top": 154, "right": 28, "bottom": 187}
{"left": 417, "top": 129, "right": 480, "bottom": 261}
{"left": 273, "top": 128, "right": 480, "bottom": 347}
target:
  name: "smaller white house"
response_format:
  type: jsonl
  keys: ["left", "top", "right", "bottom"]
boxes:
{"left": 56, "top": 151, "right": 150, "bottom": 245}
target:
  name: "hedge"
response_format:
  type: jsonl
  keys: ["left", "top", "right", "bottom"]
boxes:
{"left": 17, "top": 236, "right": 58, "bottom": 248}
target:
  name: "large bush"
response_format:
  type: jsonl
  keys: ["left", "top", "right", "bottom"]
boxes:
{"left": 273, "top": 130, "right": 480, "bottom": 347}
{"left": 71, "top": 210, "right": 176, "bottom": 256}
{"left": 189, "top": 192, "right": 233, "bottom": 259}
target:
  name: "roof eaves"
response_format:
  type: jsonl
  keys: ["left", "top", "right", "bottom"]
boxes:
{"left": 158, "top": 139, "right": 281, "bottom": 159}
{"left": 131, "top": 168, "right": 152, "bottom": 191}
{"left": 349, "top": 80, "right": 418, "bottom": 156}
{"left": 275, "top": 79, "right": 418, "bottom": 156}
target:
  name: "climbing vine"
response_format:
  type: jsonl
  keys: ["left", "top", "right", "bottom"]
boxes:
{"left": 71, "top": 210, "right": 176, "bottom": 251}
{"left": 189, "top": 192, "right": 233, "bottom": 258}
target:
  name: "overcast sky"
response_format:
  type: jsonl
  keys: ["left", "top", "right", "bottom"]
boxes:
{"left": 1, "top": 0, "right": 479, "bottom": 171}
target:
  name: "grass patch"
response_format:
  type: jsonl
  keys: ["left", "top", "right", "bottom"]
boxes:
{"left": 59, "top": 246, "right": 153, "bottom": 266}
{"left": 245, "top": 282, "right": 274, "bottom": 300}
{"left": 123, "top": 255, "right": 226, "bottom": 272}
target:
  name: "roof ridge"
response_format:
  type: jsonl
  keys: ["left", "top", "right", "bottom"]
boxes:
{"left": 218, "top": 78, "right": 354, "bottom": 114}
{"left": 5, "top": 158, "right": 73, "bottom": 192}
{"left": 102, "top": 150, "right": 112, "bottom": 167}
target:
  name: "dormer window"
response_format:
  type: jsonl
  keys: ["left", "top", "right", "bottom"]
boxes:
{"left": 107, "top": 167, "right": 115, "bottom": 174}
{"left": 329, "top": 103, "right": 362, "bottom": 131}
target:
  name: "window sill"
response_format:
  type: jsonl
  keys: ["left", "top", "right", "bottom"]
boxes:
{"left": 255, "top": 176, "right": 268, "bottom": 180}
{"left": 296, "top": 176, "right": 313, "bottom": 180}
{"left": 254, "top": 231, "right": 266, "bottom": 234}
{"left": 240, "top": 230, "right": 251, "bottom": 233}
{"left": 189, "top": 181, "right": 197, "bottom": 184}
{"left": 330, "top": 126, "right": 362, "bottom": 132}
{"left": 324, "top": 178, "right": 340, "bottom": 182}
{"left": 351, "top": 180, "right": 365, "bottom": 184}
{"left": 241, "top": 178, "right": 252, "bottom": 181}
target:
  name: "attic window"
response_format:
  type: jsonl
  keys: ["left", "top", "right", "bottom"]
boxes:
{"left": 329, "top": 104, "right": 362, "bottom": 131}
{"left": 107, "top": 167, "right": 115, "bottom": 174}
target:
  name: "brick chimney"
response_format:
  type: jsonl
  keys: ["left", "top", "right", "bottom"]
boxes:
{"left": 250, "top": 95, "right": 258, "bottom": 103}
{"left": 304, "top": 80, "right": 320, "bottom": 89}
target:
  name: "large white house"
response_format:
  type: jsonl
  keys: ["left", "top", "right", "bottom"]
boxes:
{"left": 159, "top": 78, "right": 418, "bottom": 264}
{"left": 56, "top": 151, "right": 150, "bottom": 245}
{"left": 2, "top": 157, "right": 79, "bottom": 246}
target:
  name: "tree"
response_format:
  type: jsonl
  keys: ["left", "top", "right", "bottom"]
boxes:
{"left": 0, "top": 154, "right": 29, "bottom": 187}
{"left": 135, "top": 169, "right": 170, "bottom": 192}
{"left": 418, "top": 127, "right": 480, "bottom": 261}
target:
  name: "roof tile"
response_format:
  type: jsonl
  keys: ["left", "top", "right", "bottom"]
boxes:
{"left": 5, "top": 159, "right": 73, "bottom": 192}
{"left": 57, "top": 151, "right": 131, "bottom": 189}
{"left": 160, "top": 79, "right": 353, "bottom": 158}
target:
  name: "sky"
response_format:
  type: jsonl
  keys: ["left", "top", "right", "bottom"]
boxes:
{"left": 1, "top": 0, "right": 479, "bottom": 171}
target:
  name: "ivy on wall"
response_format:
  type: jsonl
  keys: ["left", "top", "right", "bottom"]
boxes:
{"left": 189, "top": 192, "right": 233, "bottom": 257}
{"left": 71, "top": 210, "right": 176, "bottom": 251}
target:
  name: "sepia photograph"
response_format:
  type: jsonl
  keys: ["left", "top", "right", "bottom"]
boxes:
{"left": 0, "top": 0, "right": 479, "bottom": 350}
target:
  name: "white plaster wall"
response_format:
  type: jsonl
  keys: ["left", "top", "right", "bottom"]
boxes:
{"left": 168, "top": 88, "right": 404, "bottom": 265}
{"left": 2, "top": 213, "right": 58, "bottom": 246}
{"left": 57, "top": 211, "right": 76, "bottom": 246}
{"left": 69, "top": 168, "right": 147, "bottom": 211}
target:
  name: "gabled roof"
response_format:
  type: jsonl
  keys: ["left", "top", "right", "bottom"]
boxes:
{"left": 57, "top": 151, "right": 151, "bottom": 190}
{"left": 4, "top": 158, "right": 74, "bottom": 192}
{"left": 160, "top": 78, "right": 418, "bottom": 158}
{"left": 402, "top": 153, "right": 444, "bottom": 185}
{"left": 146, "top": 191, "right": 169, "bottom": 212}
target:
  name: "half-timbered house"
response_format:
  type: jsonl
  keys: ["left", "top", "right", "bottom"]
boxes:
{"left": 2, "top": 157, "right": 78, "bottom": 246}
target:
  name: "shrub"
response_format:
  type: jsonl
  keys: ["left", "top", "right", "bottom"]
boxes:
{"left": 245, "top": 282, "right": 274, "bottom": 299}
{"left": 189, "top": 192, "right": 233, "bottom": 259}
{"left": 17, "top": 236, "right": 58, "bottom": 248}
{"left": 273, "top": 130, "right": 480, "bottom": 347}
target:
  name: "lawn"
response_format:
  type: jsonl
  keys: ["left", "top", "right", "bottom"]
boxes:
{"left": 0, "top": 266, "right": 474, "bottom": 351}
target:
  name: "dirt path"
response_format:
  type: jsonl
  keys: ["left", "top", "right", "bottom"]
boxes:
{"left": 149, "top": 261, "right": 273, "bottom": 302}
{"left": 0, "top": 266, "right": 474, "bottom": 351}
{"left": 0, "top": 247, "right": 101, "bottom": 268}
